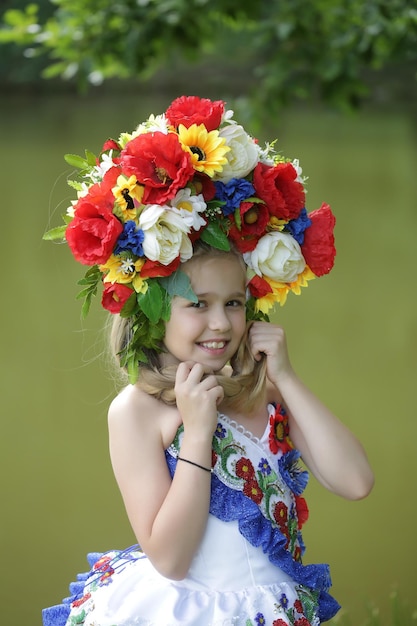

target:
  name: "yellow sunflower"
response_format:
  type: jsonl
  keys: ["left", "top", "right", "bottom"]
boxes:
{"left": 255, "top": 267, "right": 316, "bottom": 313}
{"left": 112, "top": 175, "right": 144, "bottom": 221}
{"left": 178, "top": 124, "right": 230, "bottom": 178}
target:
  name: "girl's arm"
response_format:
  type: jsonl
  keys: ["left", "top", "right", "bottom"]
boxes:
{"left": 108, "top": 362, "right": 222, "bottom": 581}
{"left": 249, "top": 322, "right": 374, "bottom": 500}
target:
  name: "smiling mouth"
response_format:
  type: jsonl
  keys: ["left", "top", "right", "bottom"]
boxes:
{"left": 198, "top": 341, "right": 228, "bottom": 350}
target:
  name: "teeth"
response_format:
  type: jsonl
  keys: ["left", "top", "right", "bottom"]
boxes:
{"left": 201, "top": 341, "right": 226, "bottom": 349}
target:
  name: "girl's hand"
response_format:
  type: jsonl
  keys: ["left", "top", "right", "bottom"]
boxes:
{"left": 175, "top": 361, "right": 224, "bottom": 439}
{"left": 248, "top": 322, "right": 294, "bottom": 388}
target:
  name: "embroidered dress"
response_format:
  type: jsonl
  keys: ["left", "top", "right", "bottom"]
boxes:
{"left": 43, "top": 405, "right": 340, "bottom": 626}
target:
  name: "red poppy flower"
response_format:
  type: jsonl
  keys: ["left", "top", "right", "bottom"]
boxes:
{"left": 294, "top": 600, "right": 304, "bottom": 614}
{"left": 235, "top": 457, "right": 255, "bottom": 480}
{"left": 269, "top": 404, "right": 293, "bottom": 455}
{"left": 101, "top": 283, "right": 133, "bottom": 313}
{"left": 273, "top": 620, "right": 288, "bottom": 626}
{"left": 101, "top": 138, "right": 122, "bottom": 154}
{"left": 295, "top": 495, "right": 309, "bottom": 529}
{"left": 140, "top": 256, "right": 181, "bottom": 278}
{"left": 120, "top": 132, "right": 194, "bottom": 205}
{"left": 228, "top": 201, "right": 269, "bottom": 252}
{"left": 301, "top": 203, "right": 336, "bottom": 277}
{"left": 243, "top": 479, "right": 263, "bottom": 504}
{"left": 192, "top": 173, "right": 216, "bottom": 201}
{"left": 273, "top": 501, "right": 288, "bottom": 529}
{"left": 247, "top": 275, "right": 273, "bottom": 299}
{"left": 66, "top": 184, "right": 123, "bottom": 266}
{"left": 253, "top": 162, "right": 305, "bottom": 221}
{"left": 166, "top": 95, "right": 225, "bottom": 131}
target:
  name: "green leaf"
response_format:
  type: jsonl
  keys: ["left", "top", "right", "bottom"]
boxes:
{"left": 159, "top": 270, "right": 198, "bottom": 302}
{"left": 64, "top": 153, "right": 89, "bottom": 169}
{"left": 200, "top": 222, "right": 230, "bottom": 251}
{"left": 127, "top": 355, "right": 139, "bottom": 385}
{"left": 42, "top": 225, "right": 67, "bottom": 241}
{"left": 85, "top": 149, "right": 97, "bottom": 167}
{"left": 137, "top": 280, "right": 163, "bottom": 323}
{"left": 120, "top": 291, "right": 138, "bottom": 318}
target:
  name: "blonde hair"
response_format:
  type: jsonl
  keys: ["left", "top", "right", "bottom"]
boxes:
{"left": 110, "top": 244, "right": 267, "bottom": 413}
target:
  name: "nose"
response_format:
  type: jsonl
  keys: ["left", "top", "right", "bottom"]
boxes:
{"left": 208, "top": 305, "right": 231, "bottom": 332}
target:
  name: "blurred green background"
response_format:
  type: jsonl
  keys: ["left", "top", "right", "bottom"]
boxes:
{"left": 1, "top": 59, "right": 416, "bottom": 626}
{"left": 2, "top": 5, "right": 417, "bottom": 624}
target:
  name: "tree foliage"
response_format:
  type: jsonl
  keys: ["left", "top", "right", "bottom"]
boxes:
{"left": 1, "top": 0, "right": 416, "bottom": 111}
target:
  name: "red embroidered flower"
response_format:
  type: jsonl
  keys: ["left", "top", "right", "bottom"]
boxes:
{"left": 294, "top": 618, "right": 311, "bottom": 626}
{"left": 273, "top": 501, "right": 288, "bottom": 529}
{"left": 294, "top": 600, "right": 304, "bottom": 614}
{"left": 253, "top": 162, "right": 305, "bottom": 221}
{"left": 295, "top": 495, "right": 309, "bottom": 529}
{"left": 273, "top": 621, "right": 288, "bottom": 626}
{"left": 247, "top": 275, "right": 273, "bottom": 299}
{"left": 228, "top": 201, "right": 270, "bottom": 252}
{"left": 269, "top": 404, "right": 293, "bottom": 455}
{"left": 66, "top": 184, "right": 123, "bottom": 266}
{"left": 301, "top": 203, "right": 336, "bottom": 277}
{"left": 71, "top": 593, "right": 91, "bottom": 608}
{"left": 93, "top": 555, "right": 113, "bottom": 572}
{"left": 120, "top": 132, "right": 194, "bottom": 205}
{"left": 293, "top": 545, "right": 302, "bottom": 562}
{"left": 166, "top": 95, "right": 225, "bottom": 131}
{"left": 243, "top": 479, "right": 264, "bottom": 504}
{"left": 235, "top": 457, "right": 255, "bottom": 480}
{"left": 101, "top": 283, "right": 133, "bottom": 314}
{"left": 99, "top": 569, "right": 114, "bottom": 584}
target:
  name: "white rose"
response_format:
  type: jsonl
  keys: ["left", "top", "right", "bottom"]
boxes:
{"left": 139, "top": 205, "right": 192, "bottom": 265}
{"left": 214, "top": 124, "right": 259, "bottom": 182}
{"left": 244, "top": 231, "right": 306, "bottom": 283}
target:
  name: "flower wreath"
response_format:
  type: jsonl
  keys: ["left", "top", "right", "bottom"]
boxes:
{"left": 44, "top": 95, "right": 336, "bottom": 382}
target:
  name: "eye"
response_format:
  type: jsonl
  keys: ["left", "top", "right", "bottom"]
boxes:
{"left": 227, "top": 299, "right": 245, "bottom": 308}
{"left": 190, "top": 300, "right": 206, "bottom": 309}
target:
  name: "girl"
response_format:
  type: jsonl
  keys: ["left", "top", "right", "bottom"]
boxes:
{"left": 43, "top": 96, "right": 374, "bottom": 626}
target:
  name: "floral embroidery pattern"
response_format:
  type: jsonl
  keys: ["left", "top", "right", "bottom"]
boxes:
{"left": 170, "top": 410, "right": 306, "bottom": 563}
{"left": 245, "top": 585, "right": 320, "bottom": 626}
{"left": 269, "top": 403, "right": 293, "bottom": 454}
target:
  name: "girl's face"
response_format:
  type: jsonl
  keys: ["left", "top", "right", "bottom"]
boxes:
{"left": 162, "top": 254, "right": 247, "bottom": 373}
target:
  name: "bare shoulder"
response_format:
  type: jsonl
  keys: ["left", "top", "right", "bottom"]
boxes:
{"left": 108, "top": 384, "right": 180, "bottom": 450}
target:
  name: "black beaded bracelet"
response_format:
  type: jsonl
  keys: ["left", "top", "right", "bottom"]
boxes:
{"left": 177, "top": 456, "right": 213, "bottom": 473}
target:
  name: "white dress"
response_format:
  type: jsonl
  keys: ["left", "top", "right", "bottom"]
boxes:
{"left": 42, "top": 405, "right": 340, "bottom": 626}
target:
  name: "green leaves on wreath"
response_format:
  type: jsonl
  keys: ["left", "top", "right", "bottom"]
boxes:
{"left": 64, "top": 150, "right": 97, "bottom": 171}
{"left": 200, "top": 220, "right": 230, "bottom": 251}
{"left": 76, "top": 266, "right": 102, "bottom": 318}
{"left": 159, "top": 270, "right": 198, "bottom": 303}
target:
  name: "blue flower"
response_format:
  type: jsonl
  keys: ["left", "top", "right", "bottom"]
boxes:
{"left": 214, "top": 178, "right": 255, "bottom": 216}
{"left": 286, "top": 207, "right": 311, "bottom": 245}
{"left": 278, "top": 449, "right": 309, "bottom": 496}
{"left": 114, "top": 220, "right": 144, "bottom": 256}
{"left": 279, "top": 592, "right": 289, "bottom": 609}
{"left": 255, "top": 613, "right": 266, "bottom": 625}
{"left": 258, "top": 458, "right": 272, "bottom": 475}
{"left": 215, "top": 423, "right": 227, "bottom": 439}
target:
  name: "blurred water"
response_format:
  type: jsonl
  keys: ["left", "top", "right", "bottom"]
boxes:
{"left": 1, "top": 92, "right": 416, "bottom": 625}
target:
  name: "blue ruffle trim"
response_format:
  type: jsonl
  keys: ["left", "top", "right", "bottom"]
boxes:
{"left": 166, "top": 453, "right": 340, "bottom": 622}
{"left": 42, "top": 552, "right": 104, "bottom": 626}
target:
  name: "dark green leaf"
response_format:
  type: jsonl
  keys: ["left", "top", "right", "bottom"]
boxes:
{"left": 200, "top": 222, "right": 230, "bottom": 251}
{"left": 137, "top": 280, "right": 163, "bottom": 323}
